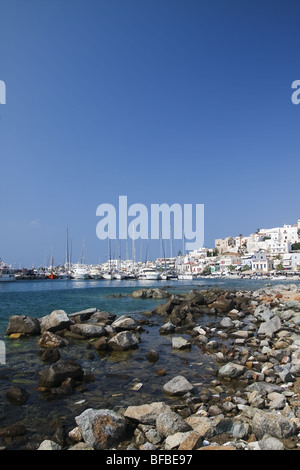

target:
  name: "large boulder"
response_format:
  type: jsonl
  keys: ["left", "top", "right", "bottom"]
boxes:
{"left": 6, "top": 315, "right": 41, "bottom": 336}
{"left": 75, "top": 408, "right": 127, "bottom": 450}
{"left": 39, "top": 310, "right": 73, "bottom": 333}
{"left": 38, "top": 360, "right": 84, "bottom": 388}
{"left": 252, "top": 410, "right": 297, "bottom": 440}
{"left": 258, "top": 316, "right": 282, "bottom": 337}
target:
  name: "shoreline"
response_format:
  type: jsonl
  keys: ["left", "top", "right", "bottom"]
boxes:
{"left": 1, "top": 283, "right": 300, "bottom": 450}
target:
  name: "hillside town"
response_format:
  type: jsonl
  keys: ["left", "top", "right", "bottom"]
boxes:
{"left": 181, "top": 219, "right": 300, "bottom": 278}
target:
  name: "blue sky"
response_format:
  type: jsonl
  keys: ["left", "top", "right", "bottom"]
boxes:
{"left": 1, "top": 0, "right": 300, "bottom": 267}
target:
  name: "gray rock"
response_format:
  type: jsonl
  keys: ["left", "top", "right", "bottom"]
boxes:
{"left": 267, "top": 392, "right": 286, "bottom": 410}
{"left": 69, "top": 323, "right": 106, "bottom": 338}
{"left": 156, "top": 411, "right": 192, "bottom": 437}
{"left": 164, "top": 432, "right": 192, "bottom": 450}
{"left": 107, "top": 331, "right": 139, "bottom": 351}
{"left": 252, "top": 410, "right": 297, "bottom": 439}
{"left": 6, "top": 315, "right": 41, "bottom": 336}
{"left": 139, "top": 442, "right": 157, "bottom": 450}
{"left": 163, "top": 375, "right": 194, "bottom": 396}
{"left": 258, "top": 316, "right": 282, "bottom": 337}
{"left": 68, "top": 308, "right": 98, "bottom": 322}
{"left": 75, "top": 408, "right": 127, "bottom": 450}
{"left": 144, "top": 428, "right": 163, "bottom": 445}
{"left": 111, "top": 315, "right": 137, "bottom": 331}
{"left": 159, "top": 321, "right": 176, "bottom": 335}
{"left": 172, "top": 337, "right": 191, "bottom": 350}
{"left": 131, "top": 288, "right": 169, "bottom": 299}
{"left": 124, "top": 402, "right": 172, "bottom": 425}
{"left": 258, "top": 435, "right": 285, "bottom": 450}
{"left": 231, "top": 420, "right": 250, "bottom": 439}
{"left": 246, "top": 381, "right": 283, "bottom": 395}
{"left": 90, "top": 311, "right": 116, "bottom": 323}
{"left": 39, "top": 310, "right": 73, "bottom": 333}
{"left": 219, "top": 317, "right": 234, "bottom": 329}
{"left": 218, "top": 362, "right": 246, "bottom": 379}
{"left": 37, "top": 440, "right": 62, "bottom": 450}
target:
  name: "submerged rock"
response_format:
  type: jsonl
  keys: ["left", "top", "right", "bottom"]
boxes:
{"left": 6, "top": 386, "right": 29, "bottom": 405}
{"left": 131, "top": 288, "right": 169, "bottom": 299}
{"left": 38, "top": 360, "right": 84, "bottom": 388}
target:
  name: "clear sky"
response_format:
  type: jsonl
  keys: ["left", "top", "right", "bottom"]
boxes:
{"left": 1, "top": 0, "right": 300, "bottom": 267}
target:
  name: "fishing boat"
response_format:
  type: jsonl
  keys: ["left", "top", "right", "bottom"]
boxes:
{"left": 48, "top": 272, "right": 58, "bottom": 280}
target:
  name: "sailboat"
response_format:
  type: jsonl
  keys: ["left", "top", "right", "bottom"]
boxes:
{"left": 47, "top": 248, "right": 58, "bottom": 279}
{"left": 114, "top": 239, "right": 125, "bottom": 279}
{"left": 102, "top": 237, "right": 114, "bottom": 279}
{"left": 71, "top": 239, "right": 90, "bottom": 279}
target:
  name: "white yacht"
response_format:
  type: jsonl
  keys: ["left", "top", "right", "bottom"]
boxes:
{"left": 114, "top": 272, "right": 126, "bottom": 280}
{"left": 0, "top": 267, "right": 16, "bottom": 282}
{"left": 71, "top": 265, "right": 90, "bottom": 280}
{"left": 102, "top": 272, "right": 114, "bottom": 280}
{"left": 177, "top": 273, "right": 195, "bottom": 280}
{"left": 138, "top": 267, "right": 161, "bottom": 280}
{"left": 89, "top": 266, "right": 103, "bottom": 279}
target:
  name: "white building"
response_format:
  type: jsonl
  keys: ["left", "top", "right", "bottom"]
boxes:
{"left": 252, "top": 252, "right": 273, "bottom": 273}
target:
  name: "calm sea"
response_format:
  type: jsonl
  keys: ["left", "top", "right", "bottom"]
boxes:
{"left": 1, "top": 276, "right": 295, "bottom": 333}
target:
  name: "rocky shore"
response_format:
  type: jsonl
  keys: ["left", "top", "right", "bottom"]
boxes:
{"left": 2, "top": 283, "right": 300, "bottom": 450}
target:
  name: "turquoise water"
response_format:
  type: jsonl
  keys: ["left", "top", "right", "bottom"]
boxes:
{"left": 1, "top": 277, "right": 296, "bottom": 333}
{"left": 0, "top": 277, "right": 299, "bottom": 448}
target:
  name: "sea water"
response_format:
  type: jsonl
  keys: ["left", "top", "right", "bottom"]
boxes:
{"left": 0, "top": 277, "right": 298, "bottom": 447}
